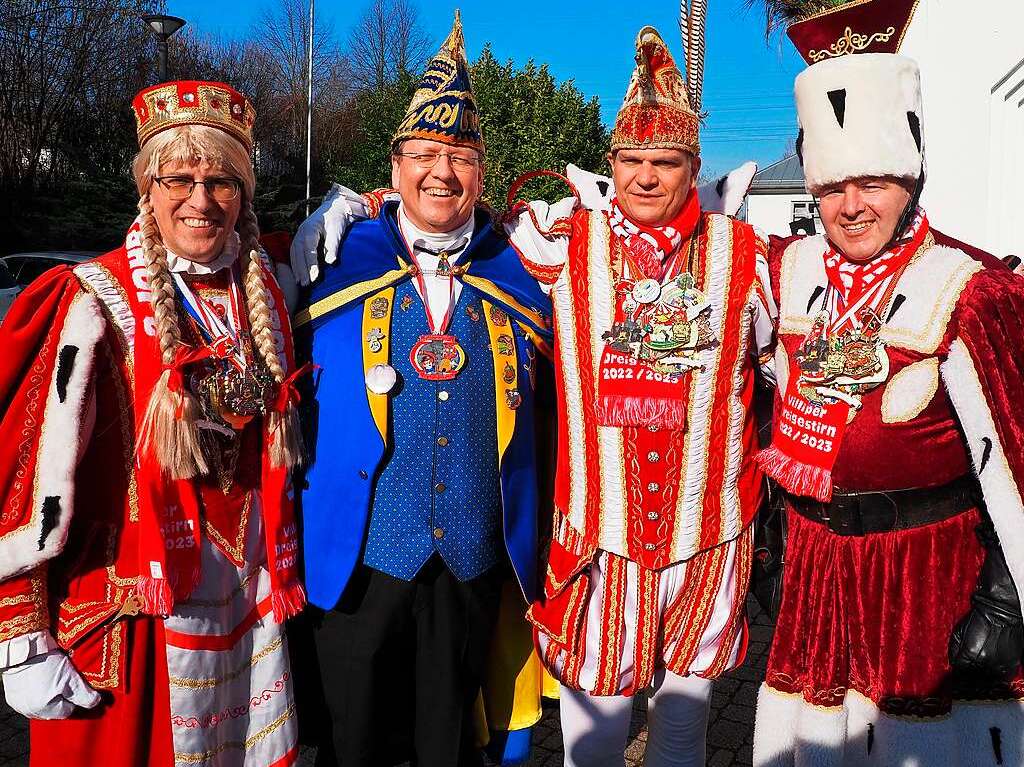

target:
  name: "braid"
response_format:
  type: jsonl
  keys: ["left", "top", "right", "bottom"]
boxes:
{"left": 238, "top": 201, "right": 304, "bottom": 469}
{"left": 139, "top": 196, "right": 179, "bottom": 364}
{"left": 137, "top": 194, "right": 209, "bottom": 478}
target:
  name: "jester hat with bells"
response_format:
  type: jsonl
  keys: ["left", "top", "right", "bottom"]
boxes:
{"left": 765, "top": 0, "right": 926, "bottom": 195}
{"left": 392, "top": 10, "right": 483, "bottom": 154}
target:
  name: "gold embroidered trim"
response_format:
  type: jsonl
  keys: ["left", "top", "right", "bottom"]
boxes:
{"left": 0, "top": 594, "right": 33, "bottom": 609}
{"left": 809, "top": 25, "right": 896, "bottom": 62}
{"left": 169, "top": 637, "right": 284, "bottom": 689}
{"left": 0, "top": 613, "right": 47, "bottom": 642}
{"left": 881, "top": 357, "right": 940, "bottom": 424}
{"left": 294, "top": 267, "right": 413, "bottom": 327}
{"left": 173, "top": 703, "right": 295, "bottom": 762}
{"left": 202, "top": 492, "right": 252, "bottom": 566}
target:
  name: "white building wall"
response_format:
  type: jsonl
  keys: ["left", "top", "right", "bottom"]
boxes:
{"left": 901, "top": 0, "right": 1024, "bottom": 256}
{"left": 746, "top": 192, "right": 819, "bottom": 237}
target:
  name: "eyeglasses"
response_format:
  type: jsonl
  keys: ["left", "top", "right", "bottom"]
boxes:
{"left": 154, "top": 176, "right": 242, "bottom": 202}
{"left": 395, "top": 151, "right": 481, "bottom": 171}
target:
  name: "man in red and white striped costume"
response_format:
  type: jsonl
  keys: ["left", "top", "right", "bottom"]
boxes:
{"left": 506, "top": 26, "right": 776, "bottom": 767}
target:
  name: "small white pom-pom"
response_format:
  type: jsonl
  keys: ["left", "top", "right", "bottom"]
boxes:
{"left": 365, "top": 364, "right": 397, "bottom": 394}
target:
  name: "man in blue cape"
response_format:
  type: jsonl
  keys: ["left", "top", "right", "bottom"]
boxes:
{"left": 296, "top": 13, "right": 551, "bottom": 766}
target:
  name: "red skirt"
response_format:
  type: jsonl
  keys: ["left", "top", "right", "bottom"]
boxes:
{"left": 754, "top": 507, "right": 1024, "bottom": 767}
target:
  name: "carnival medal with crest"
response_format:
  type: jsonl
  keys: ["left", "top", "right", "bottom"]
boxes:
{"left": 173, "top": 266, "right": 274, "bottom": 435}
{"left": 759, "top": 210, "right": 930, "bottom": 501}
{"left": 596, "top": 190, "right": 714, "bottom": 430}
{"left": 406, "top": 247, "right": 469, "bottom": 381}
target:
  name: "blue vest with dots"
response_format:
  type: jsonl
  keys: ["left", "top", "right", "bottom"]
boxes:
{"left": 362, "top": 279, "right": 503, "bottom": 581}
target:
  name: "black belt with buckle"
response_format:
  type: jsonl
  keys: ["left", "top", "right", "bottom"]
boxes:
{"left": 786, "top": 474, "right": 983, "bottom": 536}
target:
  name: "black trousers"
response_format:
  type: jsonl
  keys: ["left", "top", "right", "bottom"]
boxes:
{"left": 312, "top": 556, "right": 504, "bottom": 767}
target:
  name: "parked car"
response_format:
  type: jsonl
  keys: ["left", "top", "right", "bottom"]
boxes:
{"left": 0, "top": 251, "right": 99, "bottom": 321}
{"left": 0, "top": 259, "right": 19, "bottom": 320}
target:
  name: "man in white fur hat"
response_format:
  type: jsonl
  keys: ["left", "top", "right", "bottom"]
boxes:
{"left": 752, "top": 1, "right": 1024, "bottom": 764}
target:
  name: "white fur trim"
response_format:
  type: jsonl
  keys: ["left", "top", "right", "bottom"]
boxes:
{"left": 774, "top": 344, "right": 791, "bottom": 398}
{"left": 779, "top": 240, "right": 982, "bottom": 355}
{"left": 565, "top": 164, "right": 613, "bottom": 212}
{"left": 881, "top": 357, "right": 939, "bottom": 424}
{"left": 941, "top": 338, "right": 1024, "bottom": 595}
{"left": 754, "top": 683, "right": 1024, "bottom": 767}
{"left": 795, "top": 54, "right": 924, "bottom": 193}
{"left": 0, "top": 293, "right": 103, "bottom": 580}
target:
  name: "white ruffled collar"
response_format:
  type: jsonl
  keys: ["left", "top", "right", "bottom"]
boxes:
{"left": 166, "top": 232, "right": 240, "bottom": 275}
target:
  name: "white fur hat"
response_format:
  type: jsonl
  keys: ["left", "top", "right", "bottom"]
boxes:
{"left": 795, "top": 53, "right": 924, "bottom": 194}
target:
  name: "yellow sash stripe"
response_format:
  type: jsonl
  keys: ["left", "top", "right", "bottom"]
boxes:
{"left": 362, "top": 288, "right": 394, "bottom": 443}
{"left": 294, "top": 266, "right": 412, "bottom": 328}
{"left": 483, "top": 300, "right": 517, "bottom": 463}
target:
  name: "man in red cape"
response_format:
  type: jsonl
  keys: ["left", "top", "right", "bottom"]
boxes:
{"left": 0, "top": 80, "right": 306, "bottom": 766}
{"left": 753, "top": 2, "right": 1024, "bottom": 764}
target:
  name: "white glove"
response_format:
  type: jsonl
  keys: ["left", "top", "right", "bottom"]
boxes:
{"left": 289, "top": 184, "right": 372, "bottom": 285}
{"left": 2, "top": 648, "right": 102, "bottom": 719}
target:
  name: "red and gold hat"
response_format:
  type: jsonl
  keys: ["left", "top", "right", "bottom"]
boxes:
{"left": 786, "top": 0, "right": 920, "bottom": 65}
{"left": 610, "top": 26, "right": 700, "bottom": 155}
{"left": 132, "top": 81, "right": 255, "bottom": 152}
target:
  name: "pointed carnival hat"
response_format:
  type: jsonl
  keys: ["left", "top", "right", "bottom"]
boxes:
{"left": 773, "top": 0, "right": 924, "bottom": 193}
{"left": 132, "top": 80, "right": 255, "bottom": 151}
{"left": 392, "top": 10, "right": 483, "bottom": 153}
{"left": 610, "top": 26, "right": 700, "bottom": 155}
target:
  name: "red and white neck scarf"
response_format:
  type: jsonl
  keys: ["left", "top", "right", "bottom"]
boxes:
{"left": 597, "top": 190, "right": 702, "bottom": 430}
{"left": 822, "top": 208, "right": 928, "bottom": 331}
{"left": 114, "top": 221, "right": 305, "bottom": 622}
{"left": 608, "top": 196, "right": 687, "bottom": 277}
{"left": 757, "top": 209, "right": 931, "bottom": 502}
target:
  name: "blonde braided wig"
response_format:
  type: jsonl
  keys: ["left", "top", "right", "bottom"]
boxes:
{"left": 132, "top": 124, "right": 302, "bottom": 477}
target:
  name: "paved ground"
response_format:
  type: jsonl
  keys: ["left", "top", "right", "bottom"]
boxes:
{"left": 0, "top": 597, "right": 772, "bottom": 766}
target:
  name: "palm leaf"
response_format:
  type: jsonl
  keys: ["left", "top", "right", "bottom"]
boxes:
{"left": 753, "top": 0, "right": 854, "bottom": 37}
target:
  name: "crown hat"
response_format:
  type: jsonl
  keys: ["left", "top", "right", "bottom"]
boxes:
{"left": 392, "top": 10, "right": 484, "bottom": 154}
{"left": 782, "top": 0, "right": 925, "bottom": 193}
{"left": 133, "top": 81, "right": 256, "bottom": 152}
{"left": 610, "top": 26, "right": 700, "bottom": 155}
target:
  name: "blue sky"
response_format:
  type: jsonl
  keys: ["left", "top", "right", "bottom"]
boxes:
{"left": 167, "top": 0, "right": 806, "bottom": 178}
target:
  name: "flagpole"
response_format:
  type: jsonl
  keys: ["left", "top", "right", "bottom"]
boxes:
{"left": 305, "top": 0, "right": 315, "bottom": 216}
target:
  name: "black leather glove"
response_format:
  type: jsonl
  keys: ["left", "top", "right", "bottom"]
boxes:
{"left": 949, "top": 514, "right": 1024, "bottom": 686}
{"left": 750, "top": 480, "right": 787, "bottom": 620}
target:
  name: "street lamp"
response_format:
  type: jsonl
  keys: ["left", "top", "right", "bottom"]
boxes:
{"left": 142, "top": 14, "right": 186, "bottom": 83}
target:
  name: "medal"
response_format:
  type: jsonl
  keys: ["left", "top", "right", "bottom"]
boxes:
{"left": 366, "top": 328, "right": 386, "bottom": 353}
{"left": 410, "top": 334, "right": 467, "bottom": 380}
{"left": 174, "top": 268, "right": 273, "bottom": 427}
{"left": 405, "top": 233, "right": 470, "bottom": 381}
{"left": 505, "top": 389, "right": 522, "bottom": 410}
{"left": 631, "top": 278, "right": 661, "bottom": 305}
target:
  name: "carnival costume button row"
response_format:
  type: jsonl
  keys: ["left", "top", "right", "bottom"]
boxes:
{"left": 438, "top": 390, "right": 449, "bottom": 401}
{"left": 648, "top": 451, "right": 660, "bottom": 462}
{"left": 433, "top": 527, "right": 445, "bottom": 539}
{"left": 437, "top": 436, "right": 449, "bottom": 446}
{"left": 435, "top": 482, "right": 446, "bottom": 493}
